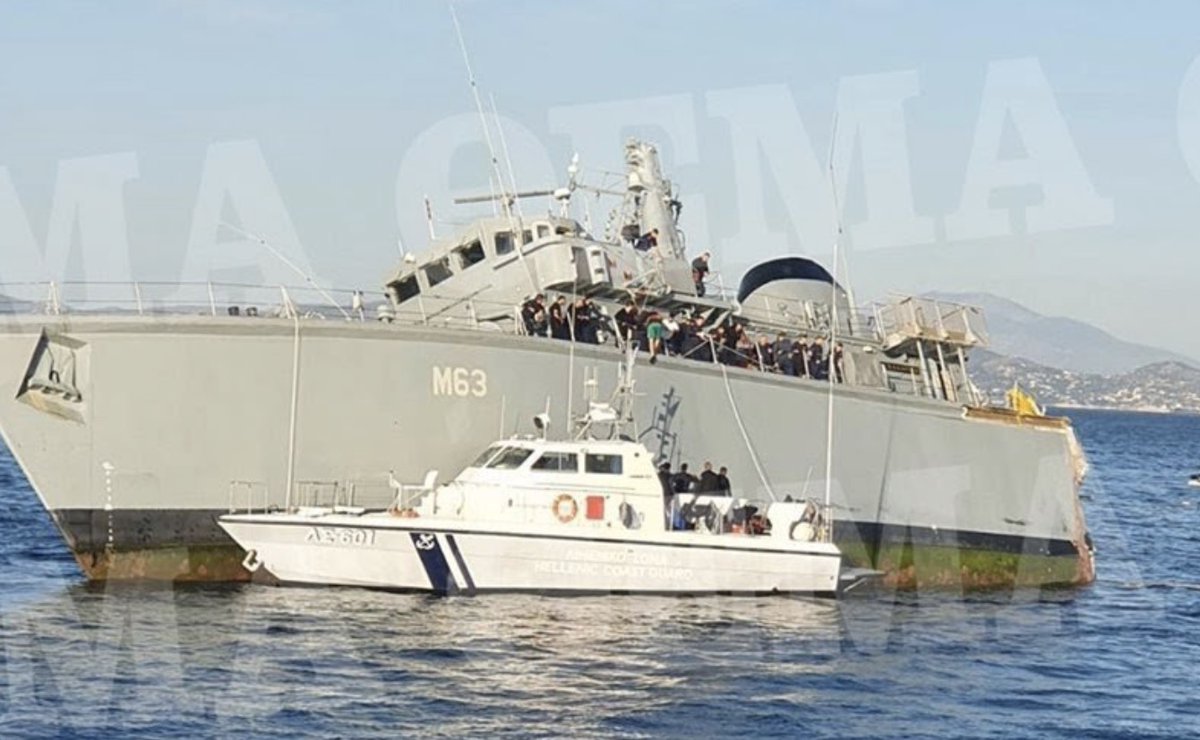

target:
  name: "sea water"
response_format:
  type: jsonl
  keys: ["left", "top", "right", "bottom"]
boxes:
{"left": 0, "top": 408, "right": 1197, "bottom": 738}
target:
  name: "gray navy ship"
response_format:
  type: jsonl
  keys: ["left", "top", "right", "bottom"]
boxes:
{"left": 0, "top": 139, "right": 1093, "bottom": 588}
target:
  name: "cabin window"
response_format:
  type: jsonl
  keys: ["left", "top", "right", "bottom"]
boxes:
{"left": 423, "top": 257, "right": 453, "bottom": 288}
{"left": 585, "top": 453, "right": 623, "bottom": 475}
{"left": 470, "top": 445, "right": 506, "bottom": 468}
{"left": 494, "top": 231, "right": 514, "bottom": 255}
{"left": 536, "top": 223, "right": 550, "bottom": 239}
{"left": 486, "top": 447, "right": 533, "bottom": 470}
{"left": 454, "top": 240, "right": 486, "bottom": 270}
{"left": 522, "top": 229, "right": 533, "bottom": 245}
{"left": 394, "top": 275, "right": 420, "bottom": 302}
{"left": 531, "top": 452, "right": 579, "bottom": 472}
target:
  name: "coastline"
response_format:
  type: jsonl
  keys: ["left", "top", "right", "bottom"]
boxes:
{"left": 1049, "top": 403, "right": 1200, "bottom": 416}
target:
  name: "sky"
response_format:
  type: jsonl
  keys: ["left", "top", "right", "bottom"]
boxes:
{"left": 2, "top": 0, "right": 1200, "bottom": 359}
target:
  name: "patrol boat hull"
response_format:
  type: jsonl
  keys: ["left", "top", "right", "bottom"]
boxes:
{"left": 0, "top": 314, "right": 1093, "bottom": 589}
{"left": 218, "top": 514, "right": 844, "bottom": 596}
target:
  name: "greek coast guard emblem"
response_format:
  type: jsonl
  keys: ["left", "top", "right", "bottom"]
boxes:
{"left": 414, "top": 532, "right": 437, "bottom": 551}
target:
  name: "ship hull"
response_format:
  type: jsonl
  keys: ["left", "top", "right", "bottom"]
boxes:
{"left": 51, "top": 507, "right": 1086, "bottom": 589}
{"left": 217, "top": 514, "right": 843, "bottom": 596}
{"left": 0, "top": 315, "right": 1094, "bottom": 589}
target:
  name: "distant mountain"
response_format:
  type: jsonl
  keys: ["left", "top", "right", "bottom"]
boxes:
{"left": 968, "top": 349, "right": 1200, "bottom": 412}
{"left": 928, "top": 291, "right": 1198, "bottom": 375}
{"left": 0, "top": 294, "right": 42, "bottom": 314}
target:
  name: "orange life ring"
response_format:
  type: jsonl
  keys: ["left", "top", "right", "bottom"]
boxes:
{"left": 552, "top": 494, "right": 578, "bottom": 523}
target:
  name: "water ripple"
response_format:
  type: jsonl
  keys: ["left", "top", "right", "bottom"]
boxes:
{"left": 0, "top": 409, "right": 1198, "bottom": 736}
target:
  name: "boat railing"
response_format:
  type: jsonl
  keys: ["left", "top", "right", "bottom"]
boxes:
{"left": 226, "top": 477, "right": 398, "bottom": 514}
{"left": 290, "top": 480, "right": 344, "bottom": 510}
{"left": 227, "top": 480, "right": 271, "bottom": 514}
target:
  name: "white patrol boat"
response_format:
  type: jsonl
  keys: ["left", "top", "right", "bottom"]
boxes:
{"left": 218, "top": 360, "right": 845, "bottom": 597}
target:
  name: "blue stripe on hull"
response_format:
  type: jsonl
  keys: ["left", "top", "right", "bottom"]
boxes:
{"left": 409, "top": 532, "right": 457, "bottom": 594}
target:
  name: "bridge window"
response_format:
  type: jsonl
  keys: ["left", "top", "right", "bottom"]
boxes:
{"left": 536, "top": 223, "right": 550, "bottom": 239}
{"left": 585, "top": 453, "right": 623, "bottom": 475}
{"left": 454, "top": 240, "right": 486, "bottom": 270}
{"left": 486, "top": 447, "right": 533, "bottom": 470}
{"left": 423, "top": 257, "right": 453, "bottom": 288}
{"left": 394, "top": 275, "right": 420, "bottom": 302}
{"left": 494, "top": 231, "right": 514, "bottom": 256}
{"left": 522, "top": 228, "right": 533, "bottom": 245}
{"left": 531, "top": 452, "right": 579, "bottom": 472}
{"left": 470, "top": 445, "right": 506, "bottom": 468}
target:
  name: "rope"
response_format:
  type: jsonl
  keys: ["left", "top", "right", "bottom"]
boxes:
{"left": 719, "top": 364, "right": 776, "bottom": 502}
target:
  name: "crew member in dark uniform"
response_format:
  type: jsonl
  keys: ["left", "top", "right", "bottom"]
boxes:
{"left": 692, "top": 325, "right": 713, "bottom": 363}
{"left": 672, "top": 463, "right": 698, "bottom": 494}
{"left": 775, "top": 333, "right": 795, "bottom": 376}
{"left": 658, "top": 462, "right": 675, "bottom": 529}
{"left": 698, "top": 461, "right": 720, "bottom": 492}
{"left": 548, "top": 296, "right": 569, "bottom": 340}
{"left": 634, "top": 228, "right": 659, "bottom": 252}
{"left": 756, "top": 335, "right": 775, "bottom": 371}
{"left": 569, "top": 298, "right": 594, "bottom": 344}
{"left": 520, "top": 294, "right": 546, "bottom": 336}
{"left": 530, "top": 308, "right": 547, "bottom": 337}
{"left": 678, "top": 318, "right": 703, "bottom": 360}
{"left": 613, "top": 301, "right": 639, "bottom": 346}
{"left": 716, "top": 466, "right": 731, "bottom": 495}
{"left": 809, "top": 338, "right": 827, "bottom": 380}
{"left": 658, "top": 462, "right": 673, "bottom": 497}
{"left": 691, "top": 251, "right": 711, "bottom": 297}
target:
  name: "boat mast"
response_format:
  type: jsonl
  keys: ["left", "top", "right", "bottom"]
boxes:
{"left": 822, "top": 113, "right": 844, "bottom": 538}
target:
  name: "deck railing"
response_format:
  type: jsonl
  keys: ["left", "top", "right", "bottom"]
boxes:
{"left": 872, "top": 295, "right": 990, "bottom": 349}
{"left": 0, "top": 279, "right": 892, "bottom": 344}
{"left": 0, "top": 280, "right": 526, "bottom": 331}
{"left": 1, "top": 279, "right": 992, "bottom": 405}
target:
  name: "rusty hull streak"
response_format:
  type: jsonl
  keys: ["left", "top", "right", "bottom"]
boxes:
{"left": 77, "top": 545, "right": 251, "bottom": 582}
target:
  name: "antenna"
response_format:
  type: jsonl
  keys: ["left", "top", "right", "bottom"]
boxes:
{"left": 822, "top": 112, "right": 843, "bottom": 534}
{"left": 490, "top": 92, "right": 525, "bottom": 222}
{"left": 448, "top": 2, "right": 503, "bottom": 218}
{"left": 423, "top": 195, "right": 437, "bottom": 241}
{"left": 448, "top": 3, "right": 538, "bottom": 294}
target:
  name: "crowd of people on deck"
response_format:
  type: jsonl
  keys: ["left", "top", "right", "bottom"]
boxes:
{"left": 519, "top": 293, "right": 607, "bottom": 344}
{"left": 657, "top": 460, "right": 731, "bottom": 497}
{"left": 520, "top": 293, "right": 846, "bottom": 382}
{"left": 654, "top": 460, "right": 770, "bottom": 534}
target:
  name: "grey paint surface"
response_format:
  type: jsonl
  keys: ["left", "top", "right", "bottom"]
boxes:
{"left": 0, "top": 314, "right": 1083, "bottom": 562}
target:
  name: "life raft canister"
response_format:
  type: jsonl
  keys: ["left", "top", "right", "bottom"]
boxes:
{"left": 552, "top": 494, "right": 578, "bottom": 523}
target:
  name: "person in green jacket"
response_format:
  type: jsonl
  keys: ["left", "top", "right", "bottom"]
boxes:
{"left": 646, "top": 312, "right": 665, "bottom": 364}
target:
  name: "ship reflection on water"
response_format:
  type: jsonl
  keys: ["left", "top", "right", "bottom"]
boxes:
{"left": 0, "top": 581, "right": 1087, "bottom": 737}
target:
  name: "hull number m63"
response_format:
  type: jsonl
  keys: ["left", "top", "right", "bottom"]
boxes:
{"left": 432, "top": 367, "right": 488, "bottom": 398}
